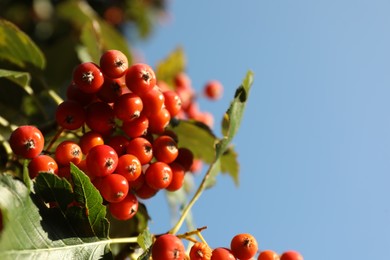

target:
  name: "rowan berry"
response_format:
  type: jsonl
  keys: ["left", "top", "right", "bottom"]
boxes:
{"left": 116, "top": 154, "right": 142, "bottom": 182}
{"left": 174, "top": 147, "right": 194, "bottom": 172}
{"left": 189, "top": 242, "right": 212, "bottom": 260}
{"left": 230, "top": 233, "right": 258, "bottom": 260}
{"left": 113, "top": 93, "right": 143, "bottom": 122}
{"left": 163, "top": 90, "right": 182, "bottom": 117}
{"left": 166, "top": 162, "right": 185, "bottom": 192}
{"left": 125, "top": 63, "right": 156, "bottom": 96}
{"left": 9, "top": 125, "right": 44, "bottom": 159}
{"left": 97, "top": 77, "right": 126, "bottom": 103}
{"left": 98, "top": 174, "right": 129, "bottom": 203}
{"left": 107, "top": 135, "right": 129, "bottom": 156}
{"left": 144, "top": 162, "right": 173, "bottom": 190}
{"left": 79, "top": 131, "right": 104, "bottom": 154}
{"left": 73, "top": 62, "right": 104, "bottom": 93}
{"left": 55, "top": 100, "right": 86, "bottom": 130}
{"left": 121, "top": 114, "right": 149, "bottom": 138}
{"left": 125, "top": 137, "right": 153, "bottom": 165}
{"left": 153, "top": 135, "right": 178, "bottom": 164}
{"left": 54, "top": 140, "right": 83, "bottom": 166}
{"left": 152, "top": 234, "right": 186, "bottom": 260}
{"left": 203, "top": 80, "right": 223, "bottom": 100}
{"left": 109, "top": 192, "right": 139, "bottom": 220}
{"left": 85, "top": 101, "right": 115, "bottom": 136}
{"left": 280, "top": 251, "right": 303, "bottom": 260}
{"left": 140, "top": 86, "right": 165, "bottom": 116}
{"left": 148, "top": 107, "right": 171, "bottom": 134}
{"left": 99, "top": 50, "right": 128, "bottom": 79}
{"left": 258, "top": 250, "right": 279, "bottom": 260}
{"left": 66, "top": 82, "right": 96, "bottom": 106}
{"left": 28, "top": 154, "right": 58, "bottom": 179}
{"left": 210, "top": 247, "right": 236, "bottom": 260}
{"left": 134, "top": 181, "right": 158, "bottom": 199}
{"left": 86, "top": 144, "right": 118, "bottom": 177}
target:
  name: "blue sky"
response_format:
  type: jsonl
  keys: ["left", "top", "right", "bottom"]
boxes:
{"left": 134, "top": 1, "right": 390, "bottom": 259}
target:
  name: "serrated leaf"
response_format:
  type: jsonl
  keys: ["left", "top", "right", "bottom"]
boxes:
{"left": 206, "top": 71, "right": 253, "bottom": 187}
{"left": 220, "top": 147, "right": 239, "bottom": 186}
{"left": 0, "top": 174, "right": 112, "bottom": 260}
{"left": 138, "top": 247, "right": 152, "bottom": 260}
{"left": 34, "top": 172, "right": 74, "bottom": 212}
{"left": 137, "top": 229, "right": 153, "bottom": 250}
{"left": 70, "top": 163, "right": 109, "bottom": 238}
{"left": 218, "top": 71, "right": 254, "bottom": 157}
{"left": 169, "top": 120, "right": 216, "bottom": 164}
{"left": 0, "top": 19, "right": 45, "bottom": 70}
{"left": 155, "top": 47, "right": 186, "bottom": 87}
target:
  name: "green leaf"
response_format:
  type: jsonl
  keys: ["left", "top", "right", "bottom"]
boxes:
{"left": 0, "top": 19, "right": 45, "bottom": 70}
{"left": 206, "top": 71, "right": 253, "bottom": 187}
{"left": 218, "top": 71, "right": 254, "bottom": 157}
{"left": 0, "top": 69, "right": 33, "bottom": 95}
{"left": 70, "top": 163, "right": 109, "bottom": 238}
{"left": 58, "top": 1, "right": 132, "bottom": 63}
{"left": 34, "top": 173, "right": 74, "bottom": 212}
{"left": 220, "top": 147, "right": 239, "bottom": 186}
{"left": 169, "top": 120, "right": 217, "bottom": 164}
{"left": 155, "top": 47, "right": 186, "bottom": 87}
{"left": 0, "top": 174, "right": 112, "bottom": 260}
{"left": 137, "top": 229, "right": 153, "bottom": 251}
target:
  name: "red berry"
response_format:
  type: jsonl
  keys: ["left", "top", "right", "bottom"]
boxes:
{"left": 116, "top": 154, "right": 142, "bottom": 182}
{"left": 189, "top": 242, "right": 212, "bottom": 260}
{"left": 148, "top": 107, "right": 171, "bottom": 134}
{"left": 109, "top": 192, "right": 139, "bottom": 220}
{"left": 73, "top": 62, "right": 104, "bottom": 93}
{"left": 210, "top": 247, "right": 236, "bottom": 260}
{"left": 203, "top": 80, "right": 223, "bottom": 100}
{"left": 230, "top": 233, "right": 258, "bottom": 260}
{"left": 121, "top": 114, "right": 149, "bottom": 138}
{"left": 98, "top": 174, "right": 129, "bottom": 203}
{"left": 152, "top": 234, "right": 186, "bottom": 260}
{"left": 97, "top": 77, "right": 126, "bottom": 103}
{"left": 66, "top": 82, "right": 96, "bottom": 106}
{"left": 85, "top": 101, "right": 115, "bottom": 136}
{"left": 125, "top": 137, "right": 153, "bottom": 165}
{"left": 134, "top": 181, "right": 158, "bottom": 199}
{"left": 107, "top": 135, "right": 129, "bottom": 156}
{"left": 125, "top": 63, "right": 156, "bottom": 96}
{"left": 153, "top": 135, "right": 178, "bottom": 164}
{"left": 114, "top": 93, "right": 143, "bottom": 122}
{"left": 166, "top": 162, "right": 185, "bottom": 192}
{"left": 144, "top": 162, "right": 173, "bottom": 190}
{"left": 55, "top": 100, "right": 86, "bottom": 130}
{"left": 258, "top": 250, "right": 279, "bottom": 260}
{"left": 28, "top": 155, "right": 58, "bottom": 179}
{"left": 163, "top": 90, "right": 182, "bottom": 117}
{"left": 280, "top": 251, "right": 303, "bottom": 260}
{"left": 140, "top": 86, "right": 165, "bottom": 116}
{"left": 54, "top": 140, "right": 83, "bottom": 166}
{"left": 86, "top": 145, "right": 118, "bottom": 177}
{"left": 99, "top": 50, "right": 128, "bottom": 79}
{"left": 9, "top": 125, "right": 44, "bottom": 159}
{"left": 79, "top": 131, "right": 104, "bottom": 154}
{"left": 174, "top": 147, "right": 194, "bottom": 172}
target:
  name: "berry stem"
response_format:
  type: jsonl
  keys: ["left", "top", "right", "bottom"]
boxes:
{"left": 45, "top": 127, "right": 64, "bottom": 152}
{"left": 169, "top": 159, "right": 219, "bottom": 235}
{"left": 109, "top": 236, "right": 138, "bottom": 244}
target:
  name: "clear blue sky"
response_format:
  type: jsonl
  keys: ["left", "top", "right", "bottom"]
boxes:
{"left": 134, "top": 1, "right": 390, "bottom": 259}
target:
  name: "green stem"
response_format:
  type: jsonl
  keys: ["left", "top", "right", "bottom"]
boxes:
{"left": 109, "top": 236, "right": 138, "bottom": 244}
{"left": 169, "top": 161, "right": 219, "bottom": 235}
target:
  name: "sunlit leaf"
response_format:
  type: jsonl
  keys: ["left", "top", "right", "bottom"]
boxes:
{"left": 155, "top": 47, "right": 186, "bottom": 87}
{"left": 0, "top": 19, "right": 45, "bottom": 70}
{"left": 169, "top": 120, "right": 216, "bottom": 164}
{"left": 0, "top": 174, "right": 112, "bottom": 260}
{"left": 137, "top": 229, "right": 153, "bottom": 251}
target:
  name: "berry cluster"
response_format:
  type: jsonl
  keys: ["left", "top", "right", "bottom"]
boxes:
{"left": 151, "top": 233, "right": 303, "bottom": 260}
{"left": 8, "top": 50, "right": 223, "bottom": 222}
